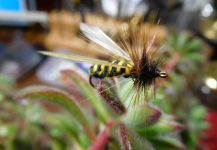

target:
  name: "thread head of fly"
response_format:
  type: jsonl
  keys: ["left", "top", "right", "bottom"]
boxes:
{"left": 133, "top": 63, "right": 168, "bottom": 89}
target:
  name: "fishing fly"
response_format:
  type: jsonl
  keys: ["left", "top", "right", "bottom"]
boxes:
{"left": 39, "top": 23, "right": 167, "bottom": 105}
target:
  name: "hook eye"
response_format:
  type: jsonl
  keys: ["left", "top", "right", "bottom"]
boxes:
{"left": 159, "top": 71, "right": 168, "bottom": 78}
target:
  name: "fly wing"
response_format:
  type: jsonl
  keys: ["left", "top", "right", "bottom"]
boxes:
{"left": 39, "top": 51, "right": 126, "bottom": 68}
{"left": 80, "top": 23, "right": 131, "bottom": 60}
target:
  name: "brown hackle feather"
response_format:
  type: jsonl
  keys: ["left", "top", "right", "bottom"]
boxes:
{"left": 117, "top": 18, "right": 163, "bottom": 106}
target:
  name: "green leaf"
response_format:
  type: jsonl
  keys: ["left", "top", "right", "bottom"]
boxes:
{"left": 123, "top": 104, "right": 162, "bottom": 127}
{"left": 5, "top": 124, "right": 18, "bottom": 150}
{"left": 61, "top": 70, "right": 110, "bottom": 123}
{"left": 137, "top": 120, "right": 184, "bottom": 138}
{"left": 43, "top": 114, "right": 82, "bottom": 145}
{"left": 118, "top": 124, "right": 155, "bottom": 150}
{"left": 149, "top": 136, "right": 185, "bottom": 150}
{"left": 168, "top": 33, "right": 178, "bottom": 49}
{"left": 190, "top": 105, "right": 207, "bottom": 121}
{"left": 14, "top": 86, "right": 96, "bottom": 141}
{"left": 0, "top": 75, "right": 15, "bottom": 87}
{"left": 182, "top": 130, "right": 198, "bottom": 150}
{"left": 51, "top": 137, "right": 68, "bottom": 150}
{"left": 188, "top": 53, "right": 204, "bottom": 64}
{"left": 186, "top": 39, "right": 203, "bottom": 52}
{"left": 177, "top": 33, "right": 188, "bottom": 51}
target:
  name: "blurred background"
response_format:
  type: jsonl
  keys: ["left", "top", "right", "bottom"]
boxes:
{"left": 0, "top": 0, "right": 217, "bottom": 150}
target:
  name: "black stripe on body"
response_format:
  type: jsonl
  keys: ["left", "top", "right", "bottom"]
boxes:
{"left": 98, "top": 66, "right": 109, "bottom": 78}
{"left": 120, "top": 68, "right": 126, "bottom": 74}
{"left": 97, "top": 65, "right": 101, "bottom": 72}
{"left": 108, "top": 67, "right": 117, "bottom": 77}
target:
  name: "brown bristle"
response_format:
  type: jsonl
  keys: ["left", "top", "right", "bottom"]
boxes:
{"left": 117, "top": 17, "right": 165, "bottom": 105}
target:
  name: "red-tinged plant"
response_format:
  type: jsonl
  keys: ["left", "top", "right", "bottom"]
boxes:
{"left": 13, "top": 69, "right": 184, "bottom": 150}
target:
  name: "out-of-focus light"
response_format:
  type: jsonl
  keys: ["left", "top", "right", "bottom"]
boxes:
{"left": 205, "top": 77, "right": 217, "bottom": 89}
{"left": 213, "top": 21, "right": 217, "bottom": 30}
{"left": 205, "top": 30, "right": 215, "bottom": 39}
{"left": 201, "top": 3, "right": 213, "bottom": 17}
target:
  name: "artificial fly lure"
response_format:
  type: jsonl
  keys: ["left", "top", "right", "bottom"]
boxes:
{"left": 39, "top": 23, "right": 167, "bottom": 105}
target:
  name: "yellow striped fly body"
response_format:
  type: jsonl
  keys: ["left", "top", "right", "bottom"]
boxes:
{"left": 89, "top": 60, "right": 133, "bottom": 86}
